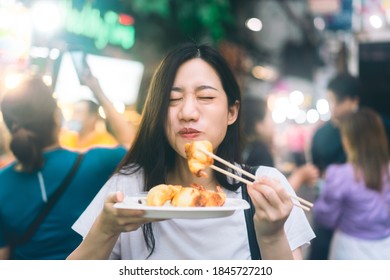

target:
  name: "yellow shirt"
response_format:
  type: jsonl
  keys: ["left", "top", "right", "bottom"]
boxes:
{"left": 60, "top": 129, "right": 118, "bottom": 151}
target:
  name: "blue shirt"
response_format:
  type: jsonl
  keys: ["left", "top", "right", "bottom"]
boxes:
{"left": 0, "top": 147, "right": 126, "bottom": 259}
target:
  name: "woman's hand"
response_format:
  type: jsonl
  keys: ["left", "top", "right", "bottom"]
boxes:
{"left": 288, "top": 163, "right": 320, "bottom": 191}
{"left": 248, "top": 176, "right": 293, "bottom": 238}
{"left": 247, "top": 176, "right": 295, "bottom": 259}
{"left": 96, "top": 191, "right": 162, "bottom": 237}
{"left": 67, "top": 191, "right": 162, "bottom": 260}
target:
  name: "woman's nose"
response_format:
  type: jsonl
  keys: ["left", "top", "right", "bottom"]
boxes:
{"left": 179, "top": 95, "right": 200, "bottom": 122}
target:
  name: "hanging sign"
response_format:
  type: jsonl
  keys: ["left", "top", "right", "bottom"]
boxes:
{"left": 60, "top": 0, "right": 135, "bottom": 50}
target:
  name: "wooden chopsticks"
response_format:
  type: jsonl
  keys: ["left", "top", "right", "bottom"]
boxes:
{"left": 198, "top": 148, "right": 313, "bottom": 212}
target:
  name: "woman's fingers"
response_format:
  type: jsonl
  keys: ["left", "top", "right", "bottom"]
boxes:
{"left": 250, "top": 176, "right": 292, "bottom": 209}
{"left": 104, "top": 191, "right": 145, "bottom": 217}
{"left": 247, "top": 176, "right": 293, "bottom": 236}
{"left": 105, "top": 191, "right": 124, "bottom": 204}
{"left": 99, "top": 191, "right": 162, "bottom": 234}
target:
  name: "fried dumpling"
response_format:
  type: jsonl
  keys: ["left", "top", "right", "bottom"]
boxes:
{"left": 191, "top": 183, "right": 226, "bottom": 207}
{"left": 146, "top": 184, "right": 182, "bottom": 206}
{"left": 185, "top": 140, "right": 214, "bottom": 178}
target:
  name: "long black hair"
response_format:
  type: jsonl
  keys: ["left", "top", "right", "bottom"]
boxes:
{"left": 116, "top": 42, "right": 243, "bottom": 256}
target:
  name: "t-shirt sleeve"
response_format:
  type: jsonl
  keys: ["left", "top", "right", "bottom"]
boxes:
{"left": 255, "top": 166, "right": 316, "bottom": 251}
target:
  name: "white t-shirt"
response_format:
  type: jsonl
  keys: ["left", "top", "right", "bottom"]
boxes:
{"left": 72, "top": 166, "right": 315, "bottom": 260}
{"left": 330, "top": 230, "right": 390, "bottom": 260}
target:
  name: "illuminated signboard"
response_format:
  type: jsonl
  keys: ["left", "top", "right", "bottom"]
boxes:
{"left": 60, "top": 0, "right": 135, "bottom": 50}
{"left": 54, "top": 51, "right": 144, "bottom": 105}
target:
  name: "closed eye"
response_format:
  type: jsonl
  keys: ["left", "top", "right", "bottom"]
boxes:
{"left": 169, "top": 97, "right": 183, "bottom": 105}
{"left": 196, "top": 85, "right": 218, "bottom": 101}
{"left": 169, "top": 97, "right": 182, "bottom": 101}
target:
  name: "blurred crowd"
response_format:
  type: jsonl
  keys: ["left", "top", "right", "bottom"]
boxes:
{"left": 0, "top": 47, "right": 389, "bottom": 260}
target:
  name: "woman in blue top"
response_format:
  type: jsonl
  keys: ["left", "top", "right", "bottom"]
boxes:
{"left": 0, "top": 77, "right": 126, "bottom": 259}
{"left": 314, "top": 108, "right": 390, "bottom": 259}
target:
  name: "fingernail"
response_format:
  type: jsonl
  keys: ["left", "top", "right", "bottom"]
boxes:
{"left": 257, "top": 176, "right": 267, "bottom": 182}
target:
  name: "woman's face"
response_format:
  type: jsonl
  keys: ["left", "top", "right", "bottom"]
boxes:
{"left": 166, "top": 58, "right": 239, "bottom": 158}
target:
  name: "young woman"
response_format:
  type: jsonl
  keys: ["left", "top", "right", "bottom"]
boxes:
{"left": 68, "top": 43, "right": 315, "bottom": 260}
{"left": 0, "top": 77, "right": 126, "bottom": 259}
{"left": 314, "top": 108, "right": 390, "bottom": 259}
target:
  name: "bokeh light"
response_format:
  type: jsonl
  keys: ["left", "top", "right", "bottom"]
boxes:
{"left": 245, "top": 17, "right": 263, "bottom": 32}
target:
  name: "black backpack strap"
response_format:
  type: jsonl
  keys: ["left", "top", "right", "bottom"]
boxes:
{"left": 241, "top": 165, "right": 261, "bottom": 260}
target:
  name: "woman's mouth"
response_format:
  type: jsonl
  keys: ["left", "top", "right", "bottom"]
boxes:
{"left": 178, "top": 128, "right": 201, "bottom": 139}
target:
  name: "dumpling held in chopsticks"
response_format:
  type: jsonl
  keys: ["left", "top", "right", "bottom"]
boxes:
{"left": 185, "top": 140, "right": 214, "bottom": 178}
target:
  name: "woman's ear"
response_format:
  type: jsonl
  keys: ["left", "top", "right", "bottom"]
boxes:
{"left": 227, "top": 100, "right": 240, "bottom": 125}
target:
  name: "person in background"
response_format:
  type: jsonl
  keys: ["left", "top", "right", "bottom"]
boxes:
{"left": 67, "top": 42, "right": 315, "bottom": 260}
{"left": 0, "top": 77, "right": 126, "bottom": 259}
{"left": 313, "top": 108, "right": 390, "bottom": 259}
{"left": 242, "top": 96, "right": 319, "bottom": 191}
{"left": 60, "top": 99, "right": 117, "bottom": 150}
{"left": 309, "top": 73, "right": 362, "bottom": 260}
{"left": 242, "top": 96, "right": 274, "bottom": 168}
{"left": 311, "top": 73, "right": 361, "bottom": 175}
{"left": 60, "top": 69, "right": 136, "bottom": 151}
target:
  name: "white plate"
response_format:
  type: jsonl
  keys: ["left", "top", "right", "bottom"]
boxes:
{"left": 114, "top": 196, "right": 250, "bottom": 219}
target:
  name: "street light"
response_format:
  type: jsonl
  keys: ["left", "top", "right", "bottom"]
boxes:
{"left": 245, "top": 17, "right": 263, "bottom": 32}
{"left": 31, "top": 1, "right": 63, "bottom": 34}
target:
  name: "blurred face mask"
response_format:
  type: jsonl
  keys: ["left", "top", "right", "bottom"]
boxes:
{"left": 67, "top": 120, "right": 83, "bottom": 133}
